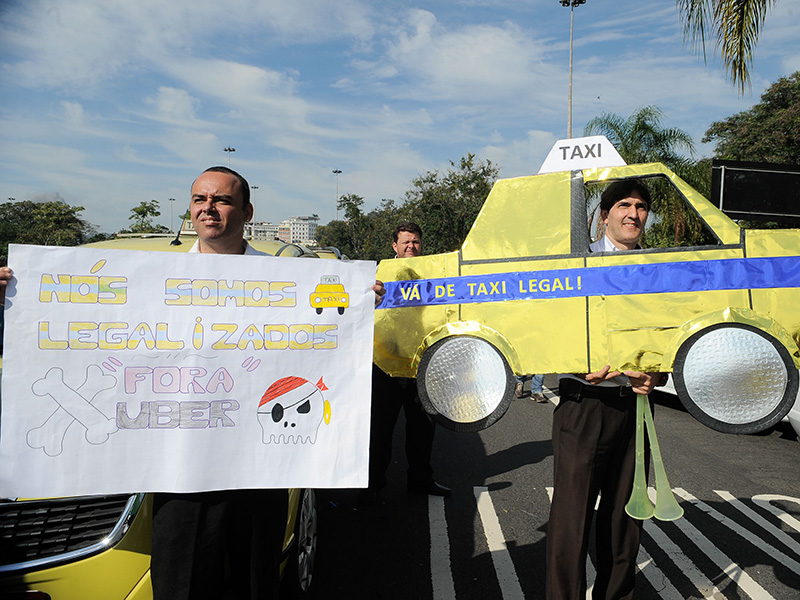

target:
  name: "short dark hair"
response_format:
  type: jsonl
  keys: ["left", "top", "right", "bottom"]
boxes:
{"left": 393, "top": 222, "right": 423, "bottom": 243}
{"left": 599, "top": 179, "right": 651, "bottom": 213}
{"left": 195, "top": 166, "right": 251, "bottom": 209}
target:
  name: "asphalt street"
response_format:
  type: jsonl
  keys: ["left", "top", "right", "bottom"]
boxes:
{"left": 312, "top": 379, "right": 800, "bottom": 600}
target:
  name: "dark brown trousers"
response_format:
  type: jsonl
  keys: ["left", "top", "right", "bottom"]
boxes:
{"left": 546, "top": 381, "right": 649, "bottom": 600}
{"left": 151, "top": 489, "right": 288, "bottom": 600}
{"left": 368, "top": 365, "right": 436, "bottom": 489}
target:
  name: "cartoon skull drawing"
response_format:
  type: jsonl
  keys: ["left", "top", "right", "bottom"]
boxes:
{"left": 257, "top": 376, "right": 329, "bottom": 444}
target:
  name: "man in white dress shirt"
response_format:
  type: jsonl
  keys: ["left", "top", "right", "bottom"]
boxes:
{"left": 547, "top": 179, "right": 667, "bottom": 600}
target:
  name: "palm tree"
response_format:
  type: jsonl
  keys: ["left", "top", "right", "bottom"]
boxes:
{"left": 584, "top": 105, "right": 695, "bottom": 174}
{"left": 677, "top": 0, "right": 777, "bottom": 93}
{"left": 584, "top": 107, "right": 713, "bottom": 247}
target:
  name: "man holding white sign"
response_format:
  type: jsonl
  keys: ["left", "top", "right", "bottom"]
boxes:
{"left": 152, "top": 166, "right": 384, "bottom": 600}
{"left": 150, "top": 166, "right": 287, "bottom": 600}
{"left": 0, "top": 166, "right": 384, "bottom": 600}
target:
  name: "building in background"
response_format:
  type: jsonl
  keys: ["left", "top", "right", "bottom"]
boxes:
{"left": 245, "top": 221, "right": 280, "bottom": 241}
{"left": 277, "top": 215, "right": 319, "bottom": 245}
{"left": 183, "top": 215, "right": 318, "bottom": 245}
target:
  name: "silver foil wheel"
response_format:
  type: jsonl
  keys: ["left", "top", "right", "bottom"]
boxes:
{"left": 674, "top": 323, "right": 798, "bottom": 434}
{"left": 417, "top": 336, "right": 514, "bottom": 431}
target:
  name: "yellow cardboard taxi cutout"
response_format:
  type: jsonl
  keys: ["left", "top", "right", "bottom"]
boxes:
{"left": 374, "top": 136, "right": 800, "bottom": 434}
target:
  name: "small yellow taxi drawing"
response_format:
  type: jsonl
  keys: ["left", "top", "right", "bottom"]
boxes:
{"left": 310, "top": 275, "right": 349, "bottom": 315}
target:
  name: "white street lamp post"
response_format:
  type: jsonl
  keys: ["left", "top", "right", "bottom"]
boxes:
{"left": 168, "top": 197, "right": 175, "bottom": 233}
{"left": 251, "top": 185, "right": 258, "bottom": 222}
{"left": 223, "top": 146, "right": 236, "bottom": 167}
{"left": 560, "top": 0, "right": 586, "bottom": 139}
{"left": 332, "top": 169, "right": 342, "bottom": 220}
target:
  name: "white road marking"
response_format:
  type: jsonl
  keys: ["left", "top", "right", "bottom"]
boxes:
{"left": 635, "top": 548, "right": 686, "bottom": 600}
{"left": 474, "top": 486, "right": 525, "bottom": 600}
{"left": 672, "top": 488, "right": 776, "bottom": 600}
{"left": 429, "top": 495, "right": 457, "bottom": 600}
{"left": 642, "top": 514, "right": 726, "bottom": 599}
{"left": 752, "top": 494, "right": 800, "bottom": 534}
{"left": 701, "top": 491, "right": 800, "bottom": 573}
{"left": 467, "top": 486, "right": 796, "bottom": 599}
{"left": 717, "top": 491, "right": 800, "bottom": 556}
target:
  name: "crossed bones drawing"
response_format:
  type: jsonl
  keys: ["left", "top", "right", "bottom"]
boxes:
{"left": 27, "top": 365, "right": 117, "bottom": 456}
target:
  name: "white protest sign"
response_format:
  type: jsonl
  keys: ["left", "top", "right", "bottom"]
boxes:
{"left": 0, "top": 244, "right": 376, "bottom": 497}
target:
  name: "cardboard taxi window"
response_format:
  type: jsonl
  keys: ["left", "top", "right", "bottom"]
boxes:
{"left": 374, "top": 137, "right": 800, "bottom": 434}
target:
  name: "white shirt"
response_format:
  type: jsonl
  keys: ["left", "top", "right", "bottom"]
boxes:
{"left": 188, "top": 239, "right": 267, "bottom": 256}
{"left": 559, "top": 234, "right": 631, "bottom": 387}
{"left": 589, "top": 234, "right": 642, "bottom": 253}
{"left": 590, "top": 235, "right": 616, "bottom": 253}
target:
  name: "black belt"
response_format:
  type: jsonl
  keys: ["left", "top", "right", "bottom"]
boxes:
{"left": 559, "top": 377, "right": 636, "bottom": 400}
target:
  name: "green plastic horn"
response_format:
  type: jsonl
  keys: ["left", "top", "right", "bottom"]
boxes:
{"left": 625, "top": 393, "right": 654, "bottom": 520}
{"left": 643, "top": 396, "right": 684, "bottom": 521}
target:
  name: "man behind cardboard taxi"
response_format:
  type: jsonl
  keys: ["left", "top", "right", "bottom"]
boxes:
{"left": 360, "top": 222, "right": 450, "bottom": 504}
{"left": 546, "top": 179, "right": 668, "bottom": 600}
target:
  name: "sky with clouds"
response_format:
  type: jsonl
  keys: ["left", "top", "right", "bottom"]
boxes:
{"left": 1, "top": 0, "right": 798, "bottom": 235}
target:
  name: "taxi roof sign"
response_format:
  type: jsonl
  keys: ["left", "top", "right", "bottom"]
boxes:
{"left": 538, "top": 135, "right": 626, "bottom": 174}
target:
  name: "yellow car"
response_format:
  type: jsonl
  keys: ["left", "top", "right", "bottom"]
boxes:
{"left": 0, "top": 489, "right": 316, "bottom": 600}
{"left": 374, "top": 146, "right": 800, "bottom": 435}
{"left": 309, "top": 275, "right": 349, "bottom": 315}
{"left": 0, "top": 232, "right": 323, "bottom": 599}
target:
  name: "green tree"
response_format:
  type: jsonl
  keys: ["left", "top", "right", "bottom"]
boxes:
{"left": 317, "top": 194, "right": 371, "bottom": 259}
{"left": 584, "top": 106, "right": 714, "bottom": 247}
{"left": 361, "top": 199, "right": 402, "bottom": 261}
{"left": 584, "top": 106, "right": 695, "bottom": 167}
{"left": 0, "top": 199, "right": 97, "bottom": 256}
{"left": 318, "top": 198, "right": 402, "bottom": 261}
{"left": 337, "top": 194, "right": 369, "bottom": 258}
{"left": 402, "top": 154, "right": 499, "bottom": 255}
{"left": 126, "top": 200, "right": 170, "bottom": 234}
{"left": 703, "top": 71, "right": 800, "bottom": 164}
{"left": 318, "top": 154, "right": 498, "bottom": 260}
{"left": 315, "top": 220, "right": 352, "bottom": 257}
{"left": 176, "top": 208, "right": 191, "bottom": 225}
{"left": 677, "top": 0, "right": 778, "bottom": 92}
{"left": 703, "top": 72, "right": 800, "bottom": 229}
